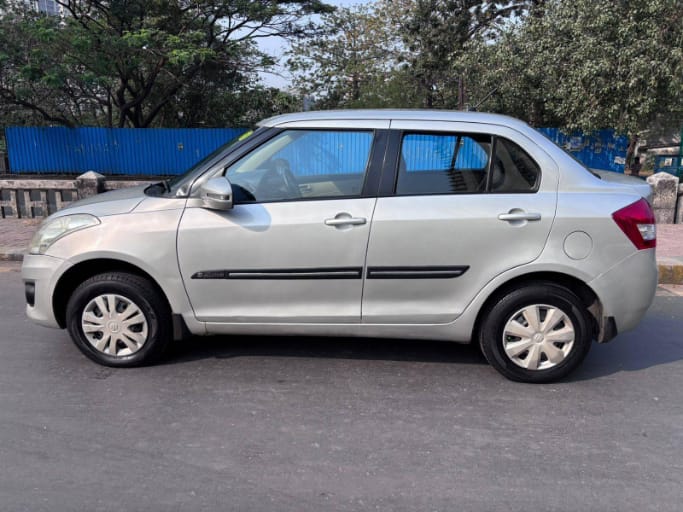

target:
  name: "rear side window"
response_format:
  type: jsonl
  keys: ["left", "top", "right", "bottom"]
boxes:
{"left": 490, "top": 138, "right": 541, "bottom": 193}
{"left": 396, "top": 133, "right": 492, "bottom": 195}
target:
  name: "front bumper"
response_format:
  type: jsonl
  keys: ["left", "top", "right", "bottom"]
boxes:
{"left": 589, "top": 248, "right": 657, "bottom": 337}
{"left": 21, "top": 254, "right": 70, "bottom": 329}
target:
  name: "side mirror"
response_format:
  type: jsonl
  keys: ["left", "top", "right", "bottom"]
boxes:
{"left": 200, "top": 177, "right": 233, "bottom": 211}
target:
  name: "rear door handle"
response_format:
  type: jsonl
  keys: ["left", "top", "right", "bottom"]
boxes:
{"left": 325, "top": 217, "right": 367, "bottom": 226}
{"left": 498, "top": 211, "right": 542, "bottom": 222}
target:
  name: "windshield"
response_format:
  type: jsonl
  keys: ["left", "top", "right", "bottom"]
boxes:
{"left": 161, "top": 128, "right": 258, "bottom": 197}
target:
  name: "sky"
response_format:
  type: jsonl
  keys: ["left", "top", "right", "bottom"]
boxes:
{"left": 258, "top": 0, "right": 368, "bottom": 89}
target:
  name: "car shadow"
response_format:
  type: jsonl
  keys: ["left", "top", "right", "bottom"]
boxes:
{"left": 568, "top": 298, "right": 683, "bottom": 381}
{"left": 163, "top": 297, "right": 683, "bottom": 381}
{"left": 165, "top": 334, "right": 488, "bottom": 367}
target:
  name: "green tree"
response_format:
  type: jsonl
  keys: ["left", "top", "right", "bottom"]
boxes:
{"left": 0, "top": 0, "right": 331, "bottom": 128}
{"left": 467, "top": 0, "right": 683, "bottom": 157}
{"left": 385, "top": 0, "right": 529, "bottom": 108}
{"left": 288, "top": 4, "right": 399, "bottom": 108}
{"left": 288, "top": 0, "right": 531, "bottom": 109}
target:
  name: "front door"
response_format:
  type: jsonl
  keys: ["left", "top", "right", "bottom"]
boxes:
{"left": 177, "top": 128, "right": 383, "bottom": 324}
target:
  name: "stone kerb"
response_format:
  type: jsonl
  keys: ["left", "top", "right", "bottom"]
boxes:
{"left": 647, "top": 172, "right": 680, "bottom": 224}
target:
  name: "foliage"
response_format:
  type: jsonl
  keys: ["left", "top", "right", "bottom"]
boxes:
{"left": 0, "top": 0, "right": 331, "bottom": 127}
{"left": 289, "top": 0, "right": 531, "bottom": 109}
{"left": 1, "top": 0, "right": 681, "bottom": 140}
{"left": 288, "top": 4, "right": 399, "bottom": 108}
{"left": 466, "top": 0, "right": 683, "bottom": 136}
{"left": 384, "top": 0, "right": 529, "bottom": 108}
{"left": 288, "top": 0, "right": 682, "bottom": 146}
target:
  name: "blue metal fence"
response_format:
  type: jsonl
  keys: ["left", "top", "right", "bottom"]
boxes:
{"left": 537, "top": 128, "right": 629, "bottom": 173}
{"left": 654, "top": 155, "right": 682, "bottom": 177}
{"left": 274, "top": 130, "right": 373, "bottom": 176}
{"left": 6, "top": 127, "right": 248, "bottom": 175}
{"left": 6, "top": 125, "right": 628, "bottom": 176}
{"left": 402, "top": 134, "right": 488, "bottom": 171}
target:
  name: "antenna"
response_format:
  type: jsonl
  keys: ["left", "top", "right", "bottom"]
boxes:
{"left": 470, "top": 86, "right": 499, "bottom": 111}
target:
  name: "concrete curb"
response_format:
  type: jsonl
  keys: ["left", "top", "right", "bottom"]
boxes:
{"left": 2, "top": 249, "right": 682, "bottom": 285}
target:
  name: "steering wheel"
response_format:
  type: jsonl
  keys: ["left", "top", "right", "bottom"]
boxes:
{"left": 256, "top": 158, "right": 300, "bottom": 200}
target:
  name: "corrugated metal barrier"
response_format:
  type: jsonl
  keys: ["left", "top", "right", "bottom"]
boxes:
{"left": 274, "top": 130, "right": 373, "bottom": 175}
{"left": 537, "top": 128, "right": 629, "bottom": 173}
{"left": 5, "top": 125, "right": 629, "bottom": 175}
{"left": 654, "top": 155, "right": 683, "bottom": 177}
{"left": 6, "top": 127, "right": 248, "bottom": 175}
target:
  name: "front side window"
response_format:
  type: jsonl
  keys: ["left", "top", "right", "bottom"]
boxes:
{"left": 396, "top": 133, "right": 492, "bottom": 195}
{"left": 225, "top": 130, "right": 373, "bottom": 203}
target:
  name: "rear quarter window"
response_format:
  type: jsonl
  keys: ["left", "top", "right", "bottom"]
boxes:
{"left": 490, "top": 138, "right": 541, "bottom": 193}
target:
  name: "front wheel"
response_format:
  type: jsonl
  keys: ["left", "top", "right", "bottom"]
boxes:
{"left": 479, "top": 283, "right": 593, "bottom": 383}
{"left": 66, "top": 272, "right": 171, "bottom": 367}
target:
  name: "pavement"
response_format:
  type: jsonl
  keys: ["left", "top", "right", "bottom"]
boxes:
{"left": 0, "top": 262, "right": 682, "bottom": 511}
{"left": 0, "top": 219, "right": 40, "bottom": 261}
{"left": 655, "top": 224, "right": 683, "bottom": 284}
{"left": 2, "top": 217, "right": 682, "bottom": 283}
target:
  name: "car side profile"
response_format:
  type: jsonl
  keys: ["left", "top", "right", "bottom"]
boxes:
{"left": 21, "top": 110, "right": 657, "bottom": 382}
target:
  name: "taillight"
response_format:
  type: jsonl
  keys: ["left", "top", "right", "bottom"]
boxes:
{"left": 612, "top": 198, "right": 656, "bottom": 250}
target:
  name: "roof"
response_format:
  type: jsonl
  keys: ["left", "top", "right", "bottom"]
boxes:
{"left": 259, "top": 109, "right": 530, "bottom": 130}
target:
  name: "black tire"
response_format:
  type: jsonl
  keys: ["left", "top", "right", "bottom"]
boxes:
{"left": 65, "top": 272, "right": 171, "bottom": 367}
{"left": 478, "top": 283, "right": 592, "bottom": 383}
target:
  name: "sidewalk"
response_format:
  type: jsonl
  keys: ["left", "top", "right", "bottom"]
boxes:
{"left": 656, "top": 225, "right": 683, "bottom": 284}
{"left": 1, "top": 218, "right": 682, "bottom": 283}
{"left": 0, "top": 219, "right": 40, "bottom": 261}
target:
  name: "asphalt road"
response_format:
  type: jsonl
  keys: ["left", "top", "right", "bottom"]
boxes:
{"left": 1, "top": 262, "right": 682, "bottom": 512}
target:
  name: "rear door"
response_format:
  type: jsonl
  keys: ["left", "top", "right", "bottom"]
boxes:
{"left": 362, "top": 120, "right": 559, "bottom": 324}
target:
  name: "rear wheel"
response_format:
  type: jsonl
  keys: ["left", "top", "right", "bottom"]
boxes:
{"left": 66, "top": 272, "right": 171, "bottom": 367}
{"left": 479, "top": 283, "right": 592, "bottom": 383}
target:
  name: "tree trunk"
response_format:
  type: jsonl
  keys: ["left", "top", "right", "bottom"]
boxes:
{"left": 625, "top": 134, "right": 639, "bottom": 171}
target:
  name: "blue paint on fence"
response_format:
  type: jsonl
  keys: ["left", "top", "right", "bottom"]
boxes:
{"left": 402, "top": 134, "right": 489, "bottom": 172}
{"left": 6, "top": 127, "right": 248, "bottom": 175}
{"left": 537, "top": 128, "right": 628, "bottom": 173}
{"left": 654, "top": 155, "right": 683, "bottom": 177}
{"left": 273, "top": 130, "right": 373, "bottom": 176}
{"left": 6, "top": 125, "right": 628, "bottom": 176}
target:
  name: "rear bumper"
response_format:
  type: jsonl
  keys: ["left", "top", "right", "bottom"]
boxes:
{"left": 21, "top": 254, "right": 70, "bottom": 329}
{"left": 588, "top": 248, "right": 657, "bottom": 338}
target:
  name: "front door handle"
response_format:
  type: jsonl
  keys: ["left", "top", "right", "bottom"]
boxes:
{"left": 498, "top": 211, "right": 542, "bottom": 222}
{"left": 325, "top": 217, "right": 367, "bottom": 226}
{"left": 324, "top": 214, "right": 367, "bottom": 227}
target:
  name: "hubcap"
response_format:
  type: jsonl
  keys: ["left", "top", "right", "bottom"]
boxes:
{"left": 81, "top": 294, "right": 149, "bottom": 357}
{"left": 502, "top": 304, "right": 575, "bottom": 371}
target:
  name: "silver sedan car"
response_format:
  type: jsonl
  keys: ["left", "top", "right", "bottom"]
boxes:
{"left": 21, "top": 110, "right": 657, "bottom": 382}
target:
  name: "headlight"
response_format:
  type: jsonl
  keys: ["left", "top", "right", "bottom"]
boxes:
{"left": 29, "top": 214, "right": 100, "bottom": 255}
